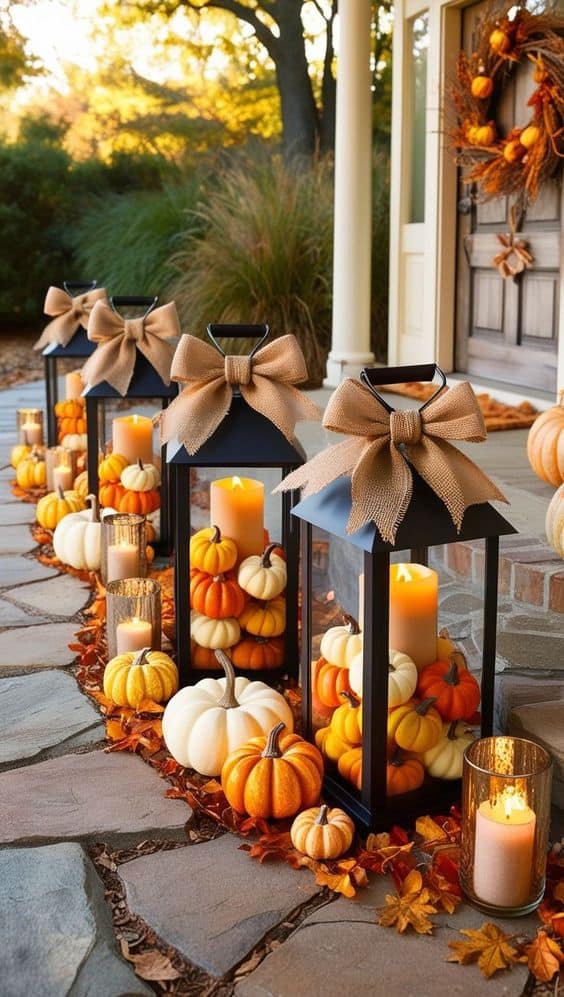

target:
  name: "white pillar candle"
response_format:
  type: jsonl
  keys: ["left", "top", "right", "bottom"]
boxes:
{"left": 112, "top": 415, "right": 153, "bottom": 464}
{"left": 22, "top": 422, "right": 43, "bottom": 446}
{"left": 65, "top": 371, "right": 83, "bottom": 400}
{"left": 116, "top": 617, "right": 153, "bottom": 654}
{"left": 107, "top": 542, "right": 141, "bottom": 582}
{"left": 473, "top": 787, "right": 536, "bottom": 909}
{"left": 53, "top": 465, "right": 73, "bottom": 492}
{"left": 209, "top": 476, "right": 264, "bottom": 562}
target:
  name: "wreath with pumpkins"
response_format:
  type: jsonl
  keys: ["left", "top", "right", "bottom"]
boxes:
{"left": 448, "top": 2, "right": 564, "bottom": 204}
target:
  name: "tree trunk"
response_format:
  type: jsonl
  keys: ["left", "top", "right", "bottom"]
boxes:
{"left": 319, "top": 2, "right": 337, "bottom": 153}
{"left": 275, "top": 3, "right": 320, "bottom": 158}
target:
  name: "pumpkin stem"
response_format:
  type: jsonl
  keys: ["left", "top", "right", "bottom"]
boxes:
{"left": 262, "top": 721, "right": 286, "bottom": 758}
{"left": 390, "top": 747, "right": 405, "bottom": 768}
{"left": 261, "top": 542, "right": 281, "bottom": 568}
{"left": 86, "top": 493, "right": 100, "bottom": 523}
{"left": 315, "top": 804, "right": 329, "bottom": 826}
{"left": 132, "top": 647, "right": 151, "bottom": 668}
{"left": 214, "top": 650, "right": 239, "bottom": 709}
{"left": 342, "top": 612, "right": 360, "bottom": 635}
{"left": 415, "top": 697, "right": 438, "bottom": 716}
{"left": 56, "top": 484, "right": 65, "bottom": 499}
{"left": 138, "top": 459, "right": 144, "bottom": 470}
{"left": 210, "top": 524, "right": 221, "bottom": 544}
{"left": 447, "top": 720, "right": 458, "bottom": 740}
{"left": 444, "top": 658, "right": 460, "bottom": 686}
{"left": 340, "top": 690, "right": 360, "bottom": 709}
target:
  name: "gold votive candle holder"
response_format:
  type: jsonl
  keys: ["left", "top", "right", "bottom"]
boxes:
{"left": 101, "top": 513, "right": 146, "bottom": 585}
{"left": 17, "top": 408, "right": 44, "bottom": 447}
{"left": 460, "top": 736, "right": 552, "bottom": 917}
{"left": 106, "top": 577, "right": 161, "bottom": 658}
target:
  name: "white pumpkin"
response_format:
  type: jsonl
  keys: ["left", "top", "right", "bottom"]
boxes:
{"left": 162, "top": 650, "right": 294, "bottom": 775}
{"left": 320, "top": 614, "right": 362, "bottom": 669}
{"left": 349, "top": 648, "right": 417, "bottom": 708}
{"left": 422, "top": 721, "right": 476, "bottom": 780}
{"left": 53, "top": 495, "right": 112, "bottom": 571}
{"left": 546, "top": 484, "right": 564, "bottom": 558}
{"left": 190, "top": 610, "right": 240, "bottom": 649}
{"left": 238, "top": 544, "right": 287, "bottom": 600}
{"left": 121, "top": 459, "right": 161, "bottom": 493}
{"left": 61, "top": 433, "right": 88, "bottom": 452}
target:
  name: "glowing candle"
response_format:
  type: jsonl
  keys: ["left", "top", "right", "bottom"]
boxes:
{"left": 112, "top": 414, "right": 153, "bottom": 464}
{"left": 389, "top": 563, "right": 438, "bottom": 669}
{"left": 52, "top": 464, "right": 73, "bottom": 492}
{"left": 107, "top": 542, "right": 141, "bottom": 582}
{"left": 65, "top": 371, "right": 83, "bottom": 400}
{"left": 473, "top": 785, "right": 536, "bottom": 909}
{"left": 22, "top": 421, "right": 43, "bottom": 446}
{"left": 209, "top": 476, "right": 264, "bottom": 562}
{"left": 116, "top": 616, "right": 153, "bottom": 654}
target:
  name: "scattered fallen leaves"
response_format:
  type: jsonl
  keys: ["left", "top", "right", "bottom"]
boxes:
{"left": 447, "top": 923, "right": 520, "bottom": 977}
{"left": 377, "top": 869, "right": 437, "bottom": 935}
{"left": 425, "top": 865, "right": 463, "bottom": 914}
{"left": 120, "top": 936, "right": 181, "bottom": 981}
{"left": 527, "top": 929, "right": 564, "bottom": 982}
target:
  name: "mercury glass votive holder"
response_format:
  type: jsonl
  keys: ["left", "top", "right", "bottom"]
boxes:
{"left": 106, "top": 578, "right": 162, "bottom": 659}
{"left": 101, "top": 513, "right": 146, "bottom": 585}
{"left": 460, "top": 736, "right": 552, "bottom": 916}
{"left": 17, "top": 408, "right": 44, "bottom": 447}
{"left": 45, "top": 446, "right": 78, "bottom": 492}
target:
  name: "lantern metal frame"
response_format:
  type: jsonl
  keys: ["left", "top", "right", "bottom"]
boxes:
{"left": 293, "top": 363, "right": 517, "bottom": 831}
{"left": 42, "top": 281, "right": 98, "bottom": 447}
{"left": 167, "top": 324, "right": 303, "bottom": 687}
{"left": 83, "top": 296, "right": 177, "bottom": 555}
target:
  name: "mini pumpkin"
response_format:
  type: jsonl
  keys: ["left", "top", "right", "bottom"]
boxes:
{"left": 416, "top": 657, "right": 480, "bottom": 721}
{"left": 290, "top": 804, "right": 354, "bottom": 860}
{"left": 103, "top": 646, "right": 179, "bottom": 709}
{"left": 388, "top": 698, "right": 443, "bottom": 753}
{"left": 99, "top": 481, "right": 126, "bottom": 509}
{"left": 190, "top": 610, "right": 240, "bottom": 649}
{"left": 190, "top": 525, "right": 238, "bottom": 575}
{"left": 99, "top": 452, "right": 129, "bottom": 484}
{"left": 238, "top": 543, "right": 287, "bottom": 600}
{"left": 239, "top": 595, "right": 285, "bottom": 638}
{"left": 52, "top": 494, "right": 103, "bottom": 571}
{"left": 36, "top": 486, "right": 85, "bottom": 530}
{"left": 386, "top": 751, "right": 425, "bottom": 795}
{"left": 190, "top": 570, "right": 246, "bottom": 620}
{"left": 337, "top": 746, "right": 362, "bottom": 790}
{"left": 527, "top": 392, "right": 564, "bottom": 485}
{"left": 313, "top": 656, "right": 353, "bottom": 709}
{"left": 329, "top": 691, "right": 362, "bottom": 746}
{"left": 470, "top": 74, "right": 494, "bottom": 99}
{"left": 546, "top": 483, "right": 564, "bottom": 557}
{"left": 422, "top": 720, "right": 476, "bottom": 780}
{"left": 54, "top": 398, "right": 84, "bottom": 419}
{"left": 162, "top": 650, "right": 293, "bottom": 775}
{"left": 315, "top": 724, "right": 352, "bottom": 763}
{"left": 120, "top": 459, "right": 161, "bottom": 493}
{"left": 10, "top": 443, "right": 32, "bottom": 468}
{"left": 73, "top": 469, "right": 90, "bottom": 499}
{"left": 319, "top": 614, "right": 362, "bottom": 669}
{"left": 231, "top": 636, "right": 284, "bottom": 671}
{"left": 117, "top": 488, "right": 160, "bottom": 515}
{"left": 191, "top": 642, "right": 225, "bottom": 670}
{"left": 349, "top": 648, "right": 417, "bottom": 708}
{"left": 221, "top": 721, "right": 323, "bottom": 818}
{"left": 60, "top": 432, "right": 88, "bottom": 452}
{"left": 16, "top": 453, "right": 46, "bottom": 490}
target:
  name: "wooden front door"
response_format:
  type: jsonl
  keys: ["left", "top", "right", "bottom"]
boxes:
{"left": 455, "top": 2, "right": 561, "bottom": 392}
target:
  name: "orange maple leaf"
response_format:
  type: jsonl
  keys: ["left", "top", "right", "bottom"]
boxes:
{"left": 447, "top": 923, "right": 519, "bottom": 977}
{"left": 527, "top": 930, "right": 564, "bottom": 982}
{"left": 378, "top": 869, "right": 437, "bottom": 934}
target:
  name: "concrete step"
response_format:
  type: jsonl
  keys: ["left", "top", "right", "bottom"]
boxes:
{"left": 508, "top": 699, "right": 564, "bottom": 808}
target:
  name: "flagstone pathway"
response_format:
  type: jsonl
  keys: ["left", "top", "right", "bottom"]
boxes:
{"left": 0, "top": 378, "right": 562, "bottom": 996}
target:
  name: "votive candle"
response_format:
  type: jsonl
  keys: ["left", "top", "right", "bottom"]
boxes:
{"left": 107, "top": 542, "right": 140, "bottom": 583}
{"left": 116, "top": 616, "right": 153, "bottom": 654}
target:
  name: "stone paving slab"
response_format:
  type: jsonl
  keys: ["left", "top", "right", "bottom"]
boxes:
{"left": 0, "top": 749, "right": 191, "bottom": 846}
{"left": 0, "top": 504, "right": 35, "bottom": 525}
{"left": 236, "top": 876, "right": 537, "bottom": 997}
{"left": 6, "top": 572, "right": 90, "bottom": 618}
{"left": 0, "top": 598, "right": 47, "bottom": 627}
{"left": 0, "top": 523, "right": 36, "bottom": 555}
{"left": 0, "top": 670, "right": 103, "bottom": 768}
{"left": 0, "top": 620, "right": 77, "bottom": 671}
{"left": 120, "top": 835, "right": 322, "bottom": 977}
{"left": 0, "top": 842, "right": 152, "bottom": 997}
{"left": 0, "top": 554, "right": 58, "bottom": 589}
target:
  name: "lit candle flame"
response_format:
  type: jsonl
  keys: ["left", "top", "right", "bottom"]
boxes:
{"left": 396, "top": 563, "right": 413, "bottom": 583}
{"left": 498, "top": 785, "right": 528, "bottom": 820}
{"left": 232, "top": 475, "right": 243, "bottom": 489}
{"left": 132, "top": 415, "right": 139, "bottom": 425}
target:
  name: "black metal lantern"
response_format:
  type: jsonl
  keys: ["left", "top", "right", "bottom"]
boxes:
{"left": 42, "top": 281, "right": 100, "bottom": 446}
{"left": 83, "top": 297, "right": 177, "bottom": 554}
{"left": 292, "top": 364, "right": 516, "bottom": 831}
{"left": 167, "top": 325, "right": 305, "bottom": 687}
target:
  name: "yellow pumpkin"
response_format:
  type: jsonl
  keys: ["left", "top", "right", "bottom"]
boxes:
{"left": 103, "top": 647, "right": 178, "bottom": 709}
{"left": 190, "top": 525, "right": 238, "bottom": 574}
{"left": 36, "top": 487, "right": 85, "bottom": 530}
{"left": 489, "top": 27, "right": 511, "bottom": 54}
{"left": 520, "top": 124, "right": 540, "bottom": 149}
{"left": 388, "top": 698, "right": 443, "bottom": 753}
{"left": 503, "top": 138, "right": 525, "bottom": 164}
{"left": 10, "top": 444, "right": 32, "bottom": 468}
{"left": 315, "top": 724, "right": 352, "bottom": 763}
{"left": 290, "top": 804, "right": 354, "bottom": 860}
{"left": 474, "top": 122, "right": 497, "bottom": 147}
{"left": 239, "top": 596, "right": 285, "bottom": 638}
{"left": 527, "top": 392, "right": 564, "bottom": 486}
{"left": 329, "top": 691, "right": 362, "bottom": 745}
{"left": 99, "top": 452, "right": 129, "bottom": 484}
{"left": 471, "top": 75, "right": 494, "bottom": 99}
{"left": 546, "top": 483, "right": 564, "bottom": 557}
{"left": 73, "top": 470, "right": 90, "bottom": 499}
{"left": 16, "top": 453, "right": 46, "bottom": 490}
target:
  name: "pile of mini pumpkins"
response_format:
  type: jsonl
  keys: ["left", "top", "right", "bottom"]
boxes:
{"left": 527, "top": 392, "right": 564, "bottom": 559}
{"left": 312, "top": 617, "right": 480, "bottom": 796}
{"left": 190, "top": 527, "right": 287, "bottom": 671}
{"left": 55, "top": 397, "right": 87, "bottom": 442}
{"left": 11, "top": 444, "right": 47, "bottom": 491}
{"left": 98, "top": 453, "right": 161, "bottom": 515}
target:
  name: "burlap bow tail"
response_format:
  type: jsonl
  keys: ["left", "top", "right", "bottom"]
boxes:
{"left": 81, "top": 300, "right": 179, "bottom": 396}
{"left": 34, "top": 286, "right": 108, "bottom": 350}
{"left": 159, "top": 333, "right": 320, "bottom": 453}
{"left": 493, "top": 233, "right": 534, "bottom": 279}
{"left": 277, "top": 378, "right": 507, "bottom": 544}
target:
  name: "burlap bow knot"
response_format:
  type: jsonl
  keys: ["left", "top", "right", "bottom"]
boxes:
{"left": 34, "top": 286, "right": 108, "bottom": 350}
{"left": 158, "top": 333, "right": 321, "bottom": 453}
{"left": 493, "top": 233, "right": 534, "bottom": 279}
{"left": 276, "top": 378, "right": 507, "bottom": 544}
{"left": 81, "top": 300, "right": 180, "bottom": 396}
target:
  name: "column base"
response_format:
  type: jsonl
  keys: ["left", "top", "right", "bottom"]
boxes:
{"left": 323, "top": 352, "right": 379, "bottom": 388}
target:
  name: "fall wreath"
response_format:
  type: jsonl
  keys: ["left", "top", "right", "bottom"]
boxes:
{"left": 448, "top": 2, "right": 564, "bottom": 204}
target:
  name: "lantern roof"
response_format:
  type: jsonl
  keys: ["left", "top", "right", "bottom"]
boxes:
{"left": 292, "top": 472, "right": 517, "bottom": 551}
{"left": 42, "top": 326, "right": 96, "bottom": 359}
{"left": 82, "top": 352, "right": 177, "bottom": 400}
{"left": 167, "top": 394, "right": 305, "bottom": 468}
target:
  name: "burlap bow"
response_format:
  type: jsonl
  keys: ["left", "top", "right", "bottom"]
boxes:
{"left": 34, "top": 286, "right": 108, "bottom": 350}
{"left": 81, "top": 300, "right": 179, "bottom": 396}
{"left": 158, "top": 333, "right": 320, "bottom": 453}
{"left": 493, "top": 233, "right": 534, "bottom": 279}
{"left": 276, "top": 378, "right": 507, "bottom": 543}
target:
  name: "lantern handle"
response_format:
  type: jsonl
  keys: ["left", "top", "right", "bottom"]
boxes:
{"left": 360, "top": 364, "right": 447, "bottom": 414}
{"left": 110, "top": 296, "right": 159, "bottom": 320}
{"left": 63, "top": 280, "right": 97, "bottom": 295}
{"left": 206, "top": 323, "right": 270, "bottom": 359}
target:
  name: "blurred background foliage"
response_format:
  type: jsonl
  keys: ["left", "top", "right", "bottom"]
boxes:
{"left": 0, "top": 0, "right": 392, "bottom": 384}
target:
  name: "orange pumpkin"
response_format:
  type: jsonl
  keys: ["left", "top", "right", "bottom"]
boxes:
{"left": 54, "top": 399, "right": 84, "bottom": 419}
{"left": 527, "top": 392, "right": 564, "bottom": 486}
{"left": 231, "top": 636, "right": 284, "bottom": 671}
{"left": 99, "top": 481, "right": 126, "bottom": 509}
{"left": 117, "top": 488, "right": 161, "bottom": 515}
{"left": 191, "top": 642, "right": 225, "bottom": 670}
{"left": 387, "top": 752, "right": 425, "bottom": 796}
{"left": 221, "top": 722, "right": 324, "bottom": 818}
{"left": 416, "top": 657, "right": 480, "bottom": 721}
{"left": 313, "top": 656, "right": 353, "bottom": 709}
{"left": 57, "top": 415, "right": 87, "bottom": 442}
{"left": 337, "top": 746, "right": 362, "bottom": 790}
{"left": 190, "top": 570, "right": 246, "bottom": 619}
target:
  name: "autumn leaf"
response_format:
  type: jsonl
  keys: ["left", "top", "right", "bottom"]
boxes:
{"left": 200, "top": 778, "right": 223, "bottom": 795}
{"left": 106, "top": 719, "right": 127, "bottom": 741}
{"left": 245, "top": 830, "right": 294, "bottom": 863}
{"left": 377, "top": 868, "right": 437, "bottom": 934}
{"left": 119, "top": 940, "right": 180, "bottom": 981}
{"left": 447, "top": 923, "right": 520, "bottom": 977}
{"left": 366, "top": 832, "right": 391, "bottom": 851}
{"left": 425, "top": 866, "right": 462, "bottom": 914}
{"left": 357, "top": 839, "right": 414, "bottom": 875}
{"left": 314, "top": 863, "right": 358, "bottom": 898}
{"left": 527, "top": 930, "right": 564, "bottom": 982}
{"left": 416, "top": 815, "right": 449, "bottom": 843}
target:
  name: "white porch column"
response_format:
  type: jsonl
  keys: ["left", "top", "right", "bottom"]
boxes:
{"left": 324, "top": 0, "right": 375, "bottom": 387}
